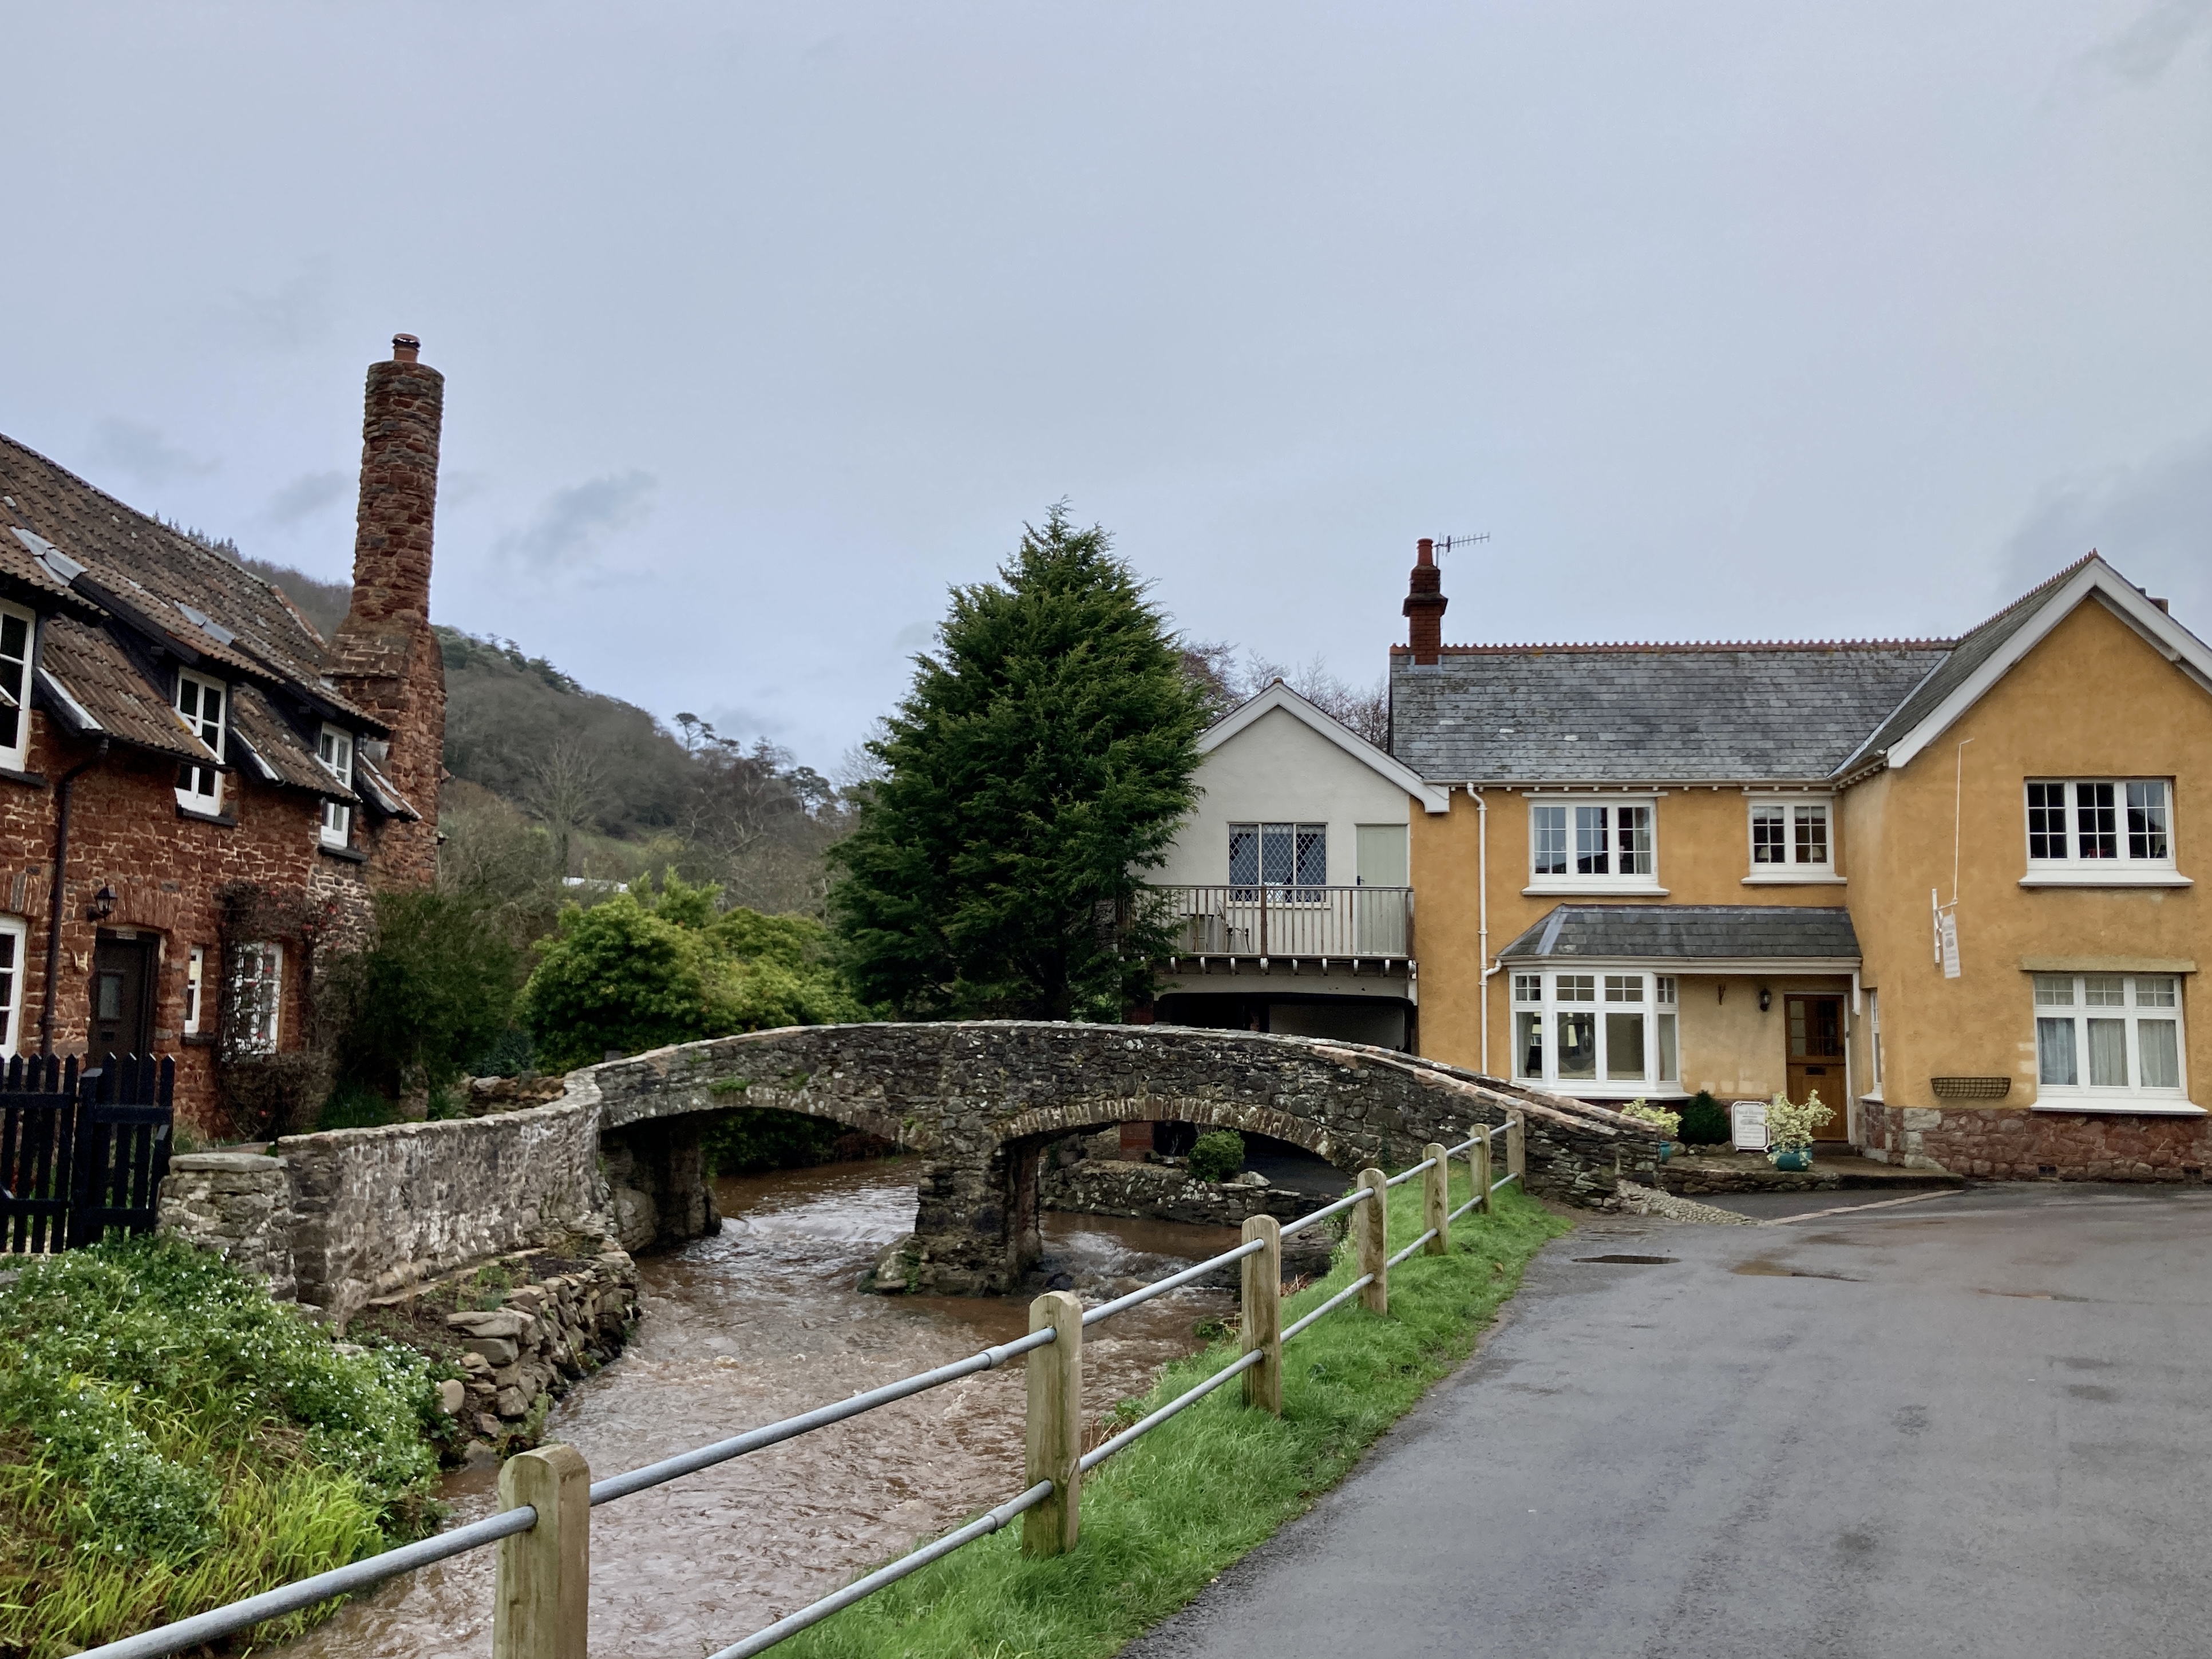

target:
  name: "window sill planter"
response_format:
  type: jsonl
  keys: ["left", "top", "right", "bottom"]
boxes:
{"left": 2019, "top": 870, "right": 2191, "bottom": 889}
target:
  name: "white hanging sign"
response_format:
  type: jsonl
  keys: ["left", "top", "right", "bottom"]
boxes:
{"left": 1940, "top": 909, "right": 1961, "bottom": 979}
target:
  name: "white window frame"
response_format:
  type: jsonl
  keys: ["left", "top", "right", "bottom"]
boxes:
{"left": 228, "top": 941, "right": 283, "bottom": 1055}
{"left": 1743, "top": 794, "right": 1843, "bottom": 884}
{"left": 0, "top": 601, "right": 34, "bottom": 774}
{"left": 1511, "top": 968, "right": 1682, "bottom": 1097}
{"left": 316, "top": 726, "right": 354, "bottom": 849}
{"left": 1525, "top": 797, "right": 1664, "bottom": 895}
{"left": 173, "top": 668, "right": 228, "bottom": 815}
{"left": 0, "top": 913, "right": 26, "bottom": 1058}
{"left": 1865, "top": 989, "right": 1882, "bottom": 1099}
{"left": 182, "top": 944, "right": 206, "bottom": 1038}
{"left": 2021, "top": 779, "right": 2187, "bottom": 888}
{"left": 2031, "top": 972, "right": 2197, "bottom": 1114}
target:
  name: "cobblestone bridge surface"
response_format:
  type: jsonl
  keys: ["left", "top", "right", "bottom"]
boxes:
{"left": 580, "top": 1022, "right": 1663, "bottom": 1294}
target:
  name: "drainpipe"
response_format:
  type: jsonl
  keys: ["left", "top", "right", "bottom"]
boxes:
{"left": 39, "top": 738, "right": 109, "bottom": 1056}
{"left": 1474, "top": 786, "right": 1502, "bottom": 1075}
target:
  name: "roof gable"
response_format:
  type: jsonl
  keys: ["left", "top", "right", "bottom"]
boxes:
{"left": 1203, "top": 681, "right": 1450, "bottom": 813}
{"left": 1845, "top": 556, "right": 2212, "bottom": 776}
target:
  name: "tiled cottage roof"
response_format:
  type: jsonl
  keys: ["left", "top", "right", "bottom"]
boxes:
{"left": 1499, "top": 904, "right": 1862, "bottom": 962}
{"left": 1388, "top": 642, "right": 1951, "bottom": 783}
{"left": 0, "top": 431, "right": 383, "bottom": 785}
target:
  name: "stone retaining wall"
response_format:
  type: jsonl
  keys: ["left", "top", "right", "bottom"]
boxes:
{"left": 157, "top": 1152, "right": 298, "bottom": 1300}
{"left": 1859, "top": 1098, "right": 2212, "bottom": 1180}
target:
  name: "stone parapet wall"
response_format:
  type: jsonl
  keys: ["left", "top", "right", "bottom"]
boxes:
{"left": 1859, "top": 1097, "right": 2212, "bottom": 1180}
{"left": 270, "top": 1092, "right": 608, "bottom": 1327}
{"left": 157, "top": 1151, "right": 298, "bottom": 1300}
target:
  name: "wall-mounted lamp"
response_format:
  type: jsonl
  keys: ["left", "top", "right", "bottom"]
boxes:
{"left": 1758, "top": 986, "right": 1772, "bottom": 1013}
{"left": 87, "top": 885, "right": 116, "bottom": 922}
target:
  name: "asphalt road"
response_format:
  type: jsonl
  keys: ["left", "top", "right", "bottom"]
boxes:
{"left": 1123, "top": 1185, "right": 2212, "bottom": 1659}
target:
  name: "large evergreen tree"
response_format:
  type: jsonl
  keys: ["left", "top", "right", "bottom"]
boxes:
{"left": 829, "top": 508, "right": 1209, "bottom": 1021}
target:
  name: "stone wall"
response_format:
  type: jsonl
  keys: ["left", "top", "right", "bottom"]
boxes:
{"left": 157, "top": 1151, "right": 298, "bottom": 1299}
{"left": 268, "top": 1095, "right": 607, "bottom": 1327}
{"left": 1859, "top": 1097, "right": 2212, "bottom": 1180}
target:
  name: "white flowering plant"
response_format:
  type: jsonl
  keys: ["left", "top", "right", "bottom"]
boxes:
{"left": 1617, "top": 1099, "right": 1681, "bottom": 1139}
{"left": 1763, "top": 1090, "right": 1834, "bottom": 1157}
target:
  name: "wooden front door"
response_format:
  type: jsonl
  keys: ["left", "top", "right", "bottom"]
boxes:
{"left": 1785, "top": 994, "right": 1849, "bottom": 1141}
{"left": 92, "top": 933, "right": 156, "bottom": 1059}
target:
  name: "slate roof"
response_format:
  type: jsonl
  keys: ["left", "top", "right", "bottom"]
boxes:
{"left": 1499, "top": 905, "right": 1862, "bottom": 963}
{"left": 0, "top": 431, "right": 387, "bottom": 790}
{"left": 1389, "top": 643, "right": 1951, "bottom": 783}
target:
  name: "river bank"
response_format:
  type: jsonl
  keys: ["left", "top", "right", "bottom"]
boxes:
{"left": 279, "top": 1156, "right": 1242, "bottom": 1657}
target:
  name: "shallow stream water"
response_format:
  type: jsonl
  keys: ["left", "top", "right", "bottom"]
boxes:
{"left": 281, "top": 1159, "right": 1236, "bottom": 1658}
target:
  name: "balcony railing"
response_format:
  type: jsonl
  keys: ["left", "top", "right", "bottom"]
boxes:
{"left": 1150, "top": 884, "right": 1412, "bottom": 962}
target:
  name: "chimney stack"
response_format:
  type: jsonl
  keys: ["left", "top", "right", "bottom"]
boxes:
{"left": 333, "top": 334, "right": 448, "bottom": 888}
{"left": 1403, "top": 536, "right": 1448, "bottom": 664}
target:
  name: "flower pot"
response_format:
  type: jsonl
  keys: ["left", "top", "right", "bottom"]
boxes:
{"left": 1770, "top": 1147, "right": 1813, "bottom": 1172}
{"left": 1657, "top": 1142, "right": 1673, "bottom": 1163}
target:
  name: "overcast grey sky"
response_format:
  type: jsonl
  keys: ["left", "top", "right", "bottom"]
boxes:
{"left": 3, "top": 2, "right": 2207, "bottom": 767}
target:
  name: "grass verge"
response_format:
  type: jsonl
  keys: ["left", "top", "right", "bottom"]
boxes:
{"left": 781, "top": 1173, "right": 1569, "bottom": 1659}
{"left": 0, "top": 1236, "right": 454, "bottom": 1658}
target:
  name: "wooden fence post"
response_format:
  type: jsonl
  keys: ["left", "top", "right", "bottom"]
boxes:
{"left": 1472, "top": 1127, "right": 1493, "bottom": 1215}
{"left": 1240, "top": 1214, "right": 1282, "bottom": 1414}
{"left": 1422, "top": 1143, "right": 1449, "bottom": 1256}
{"left": 494, "top": 1443, "right": 589, "bottom": 1659}
{"left": 1023, "top": 1289, "right": 1083, "bottom": 1556}
{"left": 1507, "top": 1111, "right": 1526, "bottom": 1186}
{"left": 1356, "top": 1166, "right": 1388, "bottom": 1315}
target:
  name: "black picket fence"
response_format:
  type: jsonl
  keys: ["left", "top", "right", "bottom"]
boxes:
{"left": 0, "top": 1054, "right": 176, "bottom": 1254}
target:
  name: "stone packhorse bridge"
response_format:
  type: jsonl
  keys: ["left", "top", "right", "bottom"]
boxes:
{"left": 580, "top": 1021, "right": 1663, "bottom": 1294}
{"left": 171, "top": 1021, "right": 1665, "bottom": 1322}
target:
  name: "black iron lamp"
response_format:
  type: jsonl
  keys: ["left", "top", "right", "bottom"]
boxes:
{"left": 1757, "top": 986, "right": 1772, "bottom": 1013}
{"left": 88, "top": 884, "right": 117, "bottom": 922}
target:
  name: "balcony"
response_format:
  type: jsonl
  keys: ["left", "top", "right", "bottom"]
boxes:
{"left": 1151, "top": 884, "right": 1414, "bottom": 973}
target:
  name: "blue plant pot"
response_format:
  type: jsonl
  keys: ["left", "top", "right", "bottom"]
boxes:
{"left": 1770, "top": 1147, "right": 1813, "bottom": 1172}
{"left": 1657, "top": 1142, "right": 1673, "bottom": 1163}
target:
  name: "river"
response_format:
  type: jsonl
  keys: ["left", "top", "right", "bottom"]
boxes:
{"left": 283, "top": 1158, "right": 1237, "bottom": 1658}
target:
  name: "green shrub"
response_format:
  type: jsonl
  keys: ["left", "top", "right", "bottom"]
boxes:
{"left": 523, "top": 872, "right": 865, "bottom": 1072}
{"left": 1677, "top": 1090, "right": 1731, "bottom": 1145}
{"left": 0, "top": 1236, "right": 448, "bottom": 1653}
{"left": 327, "top": 890, "right": 530, "bottom": 1098}
{"left": 1186, "top": 1129, "right": 1245, "bottom": 1183}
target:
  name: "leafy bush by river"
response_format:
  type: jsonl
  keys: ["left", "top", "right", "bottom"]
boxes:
{"left": 0, "top": 1237, "right": 453, "bottom": 1657}
{"left": 781, "top": 1177, "right": 1568, "bottom": 1659}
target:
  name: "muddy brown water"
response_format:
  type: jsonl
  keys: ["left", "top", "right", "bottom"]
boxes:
{"left": 282, "top": 1159, "right": 1236, "bottom": 1658}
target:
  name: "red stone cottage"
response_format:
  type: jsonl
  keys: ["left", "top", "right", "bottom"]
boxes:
{"left": 0, "top": 335, "right": 448, "bottom": 1134}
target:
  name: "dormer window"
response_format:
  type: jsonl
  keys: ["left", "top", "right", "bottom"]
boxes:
{"left": 0, "top": 603, "right": 33, "bottom": 774}
{"left": 316, "top": 726, "right": 354, "bottom": 848}
{"left": 174, "top": 669, "right": 226, "bottom": 814}
{"left": 1744, "top": 797, "right": 1838, "bottom": 882}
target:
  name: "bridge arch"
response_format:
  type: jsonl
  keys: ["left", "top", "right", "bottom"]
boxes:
{"left": 575, "top": 1021, "right": 1656, "bottom": 1294}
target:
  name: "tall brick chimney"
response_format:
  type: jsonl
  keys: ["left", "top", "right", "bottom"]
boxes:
{"left": 1403, "top": 536, "right": 1448, "bottom": 665}
{"left": 333, "top": 334, "right": 446, "bottom": 888}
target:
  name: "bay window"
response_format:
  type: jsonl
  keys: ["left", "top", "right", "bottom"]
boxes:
{"left": 2023, "top": 781, "right": 2180, "bottom": 884}
{"left": 1513, "top": 969, "right": 1680, "bottom": 1094}
{"left": 2032, "top": 973, "right": 2190, "bottom": 1108}
{"left": 1529, "top": 800, "right": 1656, "bottom": 888}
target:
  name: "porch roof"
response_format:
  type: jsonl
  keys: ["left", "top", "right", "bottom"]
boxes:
{"left": 1499, "top": 904, "right": 1861, "bottom": 964}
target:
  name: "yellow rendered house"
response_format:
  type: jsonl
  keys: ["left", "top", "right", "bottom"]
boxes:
{"left": 1389, "top": 543, "right": 2210, "bottom": 1179}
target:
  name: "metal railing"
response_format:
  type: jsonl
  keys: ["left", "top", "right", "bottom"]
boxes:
{"left": 78, "top": 1110, "right": 1530, "bottom": 1659}
{"left": 1153, "top": 884, "right": 1412, "bottom": 961}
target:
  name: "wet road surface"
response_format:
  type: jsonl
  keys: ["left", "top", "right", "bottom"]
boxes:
{"left": 285, "top": 1159, "right": 1234, "bottom": 1659}
{"left": 1126, "top": 1184, "right": 2212, "bottom": 1659}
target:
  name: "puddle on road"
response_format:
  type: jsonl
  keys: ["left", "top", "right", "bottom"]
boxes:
{"left": 1731, "top": 1258, "right": 1863, "bottom": 1281}
{"left": 280, "top": 1159, "right": 1236, "bottom": 1659}
{"left": 1575, "top": 1254, "right": 1678, "bottom": 1266}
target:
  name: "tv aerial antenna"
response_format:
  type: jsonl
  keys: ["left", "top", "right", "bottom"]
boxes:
{"left": 1432, "top": 533, "right": 1489, "bottom": 557}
